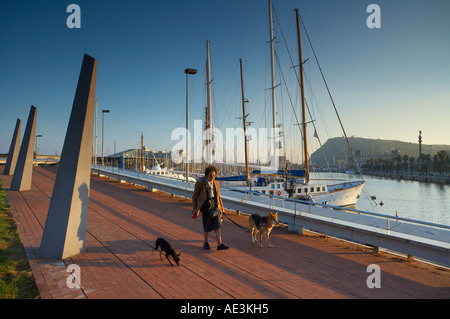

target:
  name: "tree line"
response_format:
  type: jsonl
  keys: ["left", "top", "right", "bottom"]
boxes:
{"left": 361, "top": 150, "right": 449, "bottom": 175}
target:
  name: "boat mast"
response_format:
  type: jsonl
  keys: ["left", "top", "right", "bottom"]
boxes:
{"left": 239, "top": 58, "right": 250, "bottom": 186}
{"left": 295, "top": 8, "right": 309, "bottom": 183}
{"left": 205, "top": 40, "right": 213, "bottom": 164}
{"left": 268, "top": 0, "right": 278, "bottom": 171}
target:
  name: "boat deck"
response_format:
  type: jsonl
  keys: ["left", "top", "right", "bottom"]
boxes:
{"left": 1, "top": 165, "right": 449, "bottom": 299}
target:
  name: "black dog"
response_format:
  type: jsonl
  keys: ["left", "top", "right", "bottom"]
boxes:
{"left": 152, "top": 238, "right": 181, "bottom": 266}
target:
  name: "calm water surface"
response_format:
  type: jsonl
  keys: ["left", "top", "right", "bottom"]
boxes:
{"left": 313, "top": 173, "right": 450, "bottom": 226}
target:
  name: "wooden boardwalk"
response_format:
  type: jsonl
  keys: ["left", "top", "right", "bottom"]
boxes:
{"left": 1, "top": 165, "right": 449, "bottom": 299}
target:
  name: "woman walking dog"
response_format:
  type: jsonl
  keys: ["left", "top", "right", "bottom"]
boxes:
{"left": 192, "top": 165, "right": 229, "bottom": 251}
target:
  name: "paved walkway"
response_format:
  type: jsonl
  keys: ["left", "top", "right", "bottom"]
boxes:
{"left": 1, "top": 165, "right": 449, "bottom": 299}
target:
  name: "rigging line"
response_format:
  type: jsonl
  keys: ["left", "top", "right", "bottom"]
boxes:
{"left": 219, "top": 61, "right": 241, "bottom": 129}
{"left": 189, "top": 43, "right": 207, "bottom": 101}
{"left": 278, "top": 68, "right": 287, "bottom": 167}
{"left": 273, "top": 49, "right": 302, "bottom": 140}
{"left": 302, "top": 73, "right": 337, "bottom": 183}
{"left": 273, "top": 9, "right": 339, "bottom": 183}
{"left": 274, "top": 49, "right": 306, "bottom": 169}
{"left": 272, "top": 9, "right": 308, "bottom": 144}
{"left": 244, "top": 1, "right": 268, "bottom": 60}
{"left": 302, "top": 69, "right": 332, "bottom": 139}
{"left": 272, "top": 5, "right": 300, "bottom": 97}
{"left": 273, "top": 8, "right": 337, "bottom": 183}
{"left": 298, "top": 12, "right": 364, "bottom": 179}
{"left": 272, "top": 12, "right": 318, "bottom": 160}
{"left": 211, "top": 63, "right": 240, "bottom": 135}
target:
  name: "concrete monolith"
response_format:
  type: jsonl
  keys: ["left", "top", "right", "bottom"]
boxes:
{"left": 10, "top": 106, "right": 37, "bottom": 191}
{"left": 39, "top": 54, "right": 97, "bottom": 259}
{"left": 3, "top": 118, "right": 21, "bottom": 175}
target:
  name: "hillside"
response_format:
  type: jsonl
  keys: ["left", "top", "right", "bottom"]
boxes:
{"left": 309, "top": 137, "right": 450, "bottom": 168}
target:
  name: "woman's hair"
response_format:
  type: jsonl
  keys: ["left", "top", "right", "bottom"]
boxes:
{"left": 204, "top": 165, "right": 218, "bottom": 177}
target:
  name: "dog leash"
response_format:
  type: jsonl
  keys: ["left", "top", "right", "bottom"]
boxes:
{"left": 192, "top": 210, "right": 250, "bottom": 233}
{"left": 222, "top": 211, "right": 250, "bottom": 233}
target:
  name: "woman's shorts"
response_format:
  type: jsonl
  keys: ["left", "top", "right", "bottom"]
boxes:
{"left": 202, "top": 210, "right": 222, "bottom": 232}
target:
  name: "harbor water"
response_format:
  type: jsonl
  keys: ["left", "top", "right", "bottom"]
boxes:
{"left": 320, "top": 173, "right": 450, "bottom": 227}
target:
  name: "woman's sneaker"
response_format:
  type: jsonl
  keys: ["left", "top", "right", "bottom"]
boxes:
{"left": 217, "top": 243, "right": 229, "bottom": 250}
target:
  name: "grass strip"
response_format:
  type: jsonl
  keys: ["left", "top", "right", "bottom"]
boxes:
{"left": 0, "top": 179, "right": 39, "bottom": 299}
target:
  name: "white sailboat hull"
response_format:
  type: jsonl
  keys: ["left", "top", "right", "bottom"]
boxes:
{"left": 232, "top": 179, "right": 365, "bottom": 208}
{"left": 309, "top": 181, "right": 365, "bottom": 207}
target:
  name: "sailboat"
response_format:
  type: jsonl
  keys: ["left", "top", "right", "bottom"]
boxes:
{"left": 231, "top": 2, "right": 365, "bottom": 207}
{"left": 145, "top": 151, "right": 196, "bottom": 182}
{"left": 145, "top": 162, "right": 196, "bottom": 181}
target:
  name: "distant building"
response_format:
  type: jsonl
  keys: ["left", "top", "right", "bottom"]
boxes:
{"left": 107, "top": 148, "right": 171, "bottom": 160}
{"left": 99, "top": 148, "right": 172, "bottom": 170}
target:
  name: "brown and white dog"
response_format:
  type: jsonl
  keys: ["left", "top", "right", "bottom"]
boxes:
{"left": 248, "top": 212, "right": 279, "bottom": 248}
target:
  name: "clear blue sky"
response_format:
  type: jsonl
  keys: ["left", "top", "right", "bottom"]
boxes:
{"left": 1, "top": 0, "right": 449, "bottom": 162}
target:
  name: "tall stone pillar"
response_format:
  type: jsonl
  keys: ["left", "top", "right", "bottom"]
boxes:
{"left": 3, "top": 118, "right": 21, "bottom": 175}
{"left": 10, "top": 106, "right": 37, "bottom": 191}
{"left": 39, "top": 54, "right": 97, "bottom": 259}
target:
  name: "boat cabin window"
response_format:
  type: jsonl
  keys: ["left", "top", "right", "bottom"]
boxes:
{"left": 297, "top": 188, "right": 302, "bottom": 193}
{"left": 322, "top": 186, "right": 326, "bottom": 191}
{"left": 316, "top": 187, "right": 320, "bottom": 192}
{"left": 277, "top": 184, "right": 281, "bottom": 189}
{"left": 271, "top": 184, "right": 275, "bottom": 189}
{"left": 304, "top": 188, "right": 308, "bottom": 193}
{"left": 310, "top": 187, "right": 314, "bottom": 193}
{"left": 262, "top": 190, "right": 266, "bottom": 194}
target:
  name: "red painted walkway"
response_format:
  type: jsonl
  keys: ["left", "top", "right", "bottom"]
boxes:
{"left": 1, "top": 165, "right": 449, "bottom": 299}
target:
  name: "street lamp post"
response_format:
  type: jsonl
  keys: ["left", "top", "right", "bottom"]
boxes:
{"left": 102, "top": 109, "right": 110, "bottom": 166}
{"left": 94, "top": 100, "right": 98, "bottom": 166}
{"left": 35, "top": 134, "right": 42, "bottom": 158}
{"left": 184, "top": 68, "right": 197, "bottom": 182}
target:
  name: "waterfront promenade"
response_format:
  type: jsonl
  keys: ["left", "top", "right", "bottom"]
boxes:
{"left": 1, "top": 165, "right": 449, "bottom": 299}
{"left": 363, "top": 171, "right": 450, "bottom": 185}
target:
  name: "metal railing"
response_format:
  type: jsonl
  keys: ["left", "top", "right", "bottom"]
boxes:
{"left": 93, "top": 167, "right": 450, "bottom": 267}
{"left": 92, "top": 164, "right": 450, "bottom": 267}
{"left": 227, "top": 187, "right": 450, "bottom": 231}
{"left": 93, "top": 164, "right": 450, "bottom": 232}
